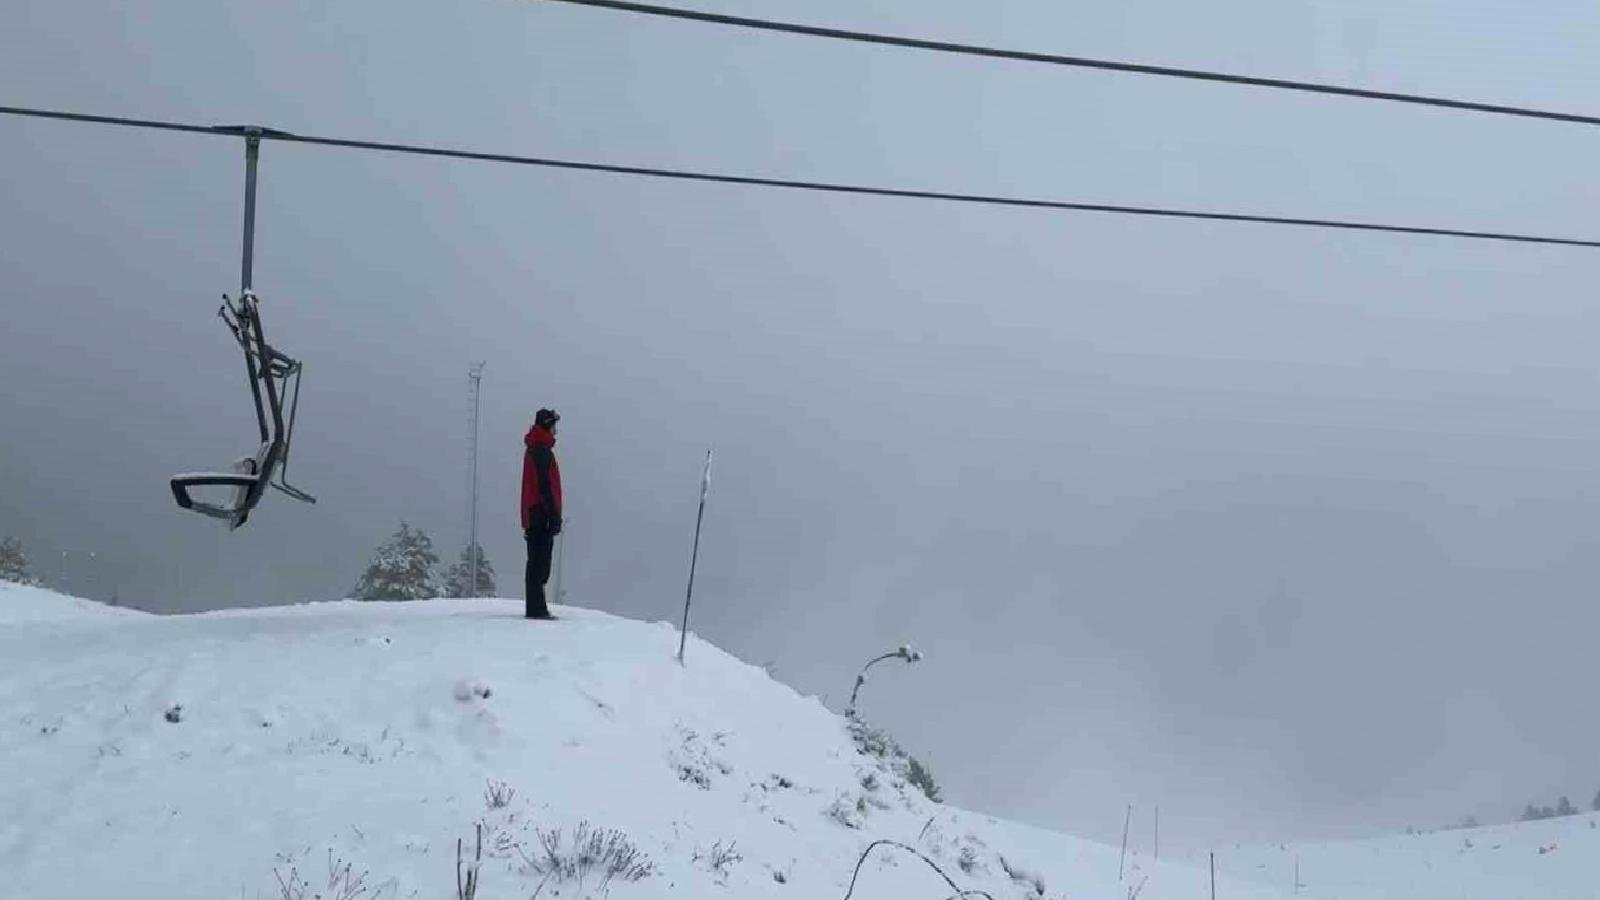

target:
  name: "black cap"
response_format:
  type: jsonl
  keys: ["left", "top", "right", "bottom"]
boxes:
{"left": 535, "top": 408, "right": 560, "bottom": 428}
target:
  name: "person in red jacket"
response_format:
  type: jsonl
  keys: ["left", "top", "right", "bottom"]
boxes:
{"left": 521, "top": 408, "right": 563, "bottom": 619}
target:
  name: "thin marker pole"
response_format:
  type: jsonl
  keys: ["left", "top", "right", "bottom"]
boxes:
{"left": 1210, "top": 852, "right": 1216, "bottom": 900}
{"left": 552, "top": 516, "right": 567, "bottom": 605}
{"left": 677, "top": 448, "right": 713, "bottom": 663}
{"left": 1119, "top": 803, "right": 1132, "bottom": 881}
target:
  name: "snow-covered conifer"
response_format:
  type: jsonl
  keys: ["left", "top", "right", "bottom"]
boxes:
{"left": 0, "top": 536, "right": 39, "bottom": 586}
{"left": 352, "top": 522, "right": 440, "bottom": 601}
{"left": 443, "top": 542, "right": 496, "bottom": 598}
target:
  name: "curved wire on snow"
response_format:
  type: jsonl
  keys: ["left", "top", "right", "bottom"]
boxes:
{"left": 841, "top": 839, "right": 997, "bottom": 900}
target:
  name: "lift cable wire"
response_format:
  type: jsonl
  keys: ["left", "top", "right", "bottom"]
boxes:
{"left": 542, "top": 0, "right": 1600, "bottom": 129}
{"left": 2, "top": 103, "right": 1597, "bottom": 249}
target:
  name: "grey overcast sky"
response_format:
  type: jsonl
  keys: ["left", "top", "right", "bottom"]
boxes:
{"left": 4, "top": 0, "right": 1600, "bottom": 849}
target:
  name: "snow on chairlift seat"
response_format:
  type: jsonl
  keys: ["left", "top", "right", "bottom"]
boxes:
{"left": 170, "top": 442, "right": 272, "bottom": 529}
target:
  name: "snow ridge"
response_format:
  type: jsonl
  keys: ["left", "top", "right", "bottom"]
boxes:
{"left": 4, "top": 585, "right": 1584, "bottom": 898}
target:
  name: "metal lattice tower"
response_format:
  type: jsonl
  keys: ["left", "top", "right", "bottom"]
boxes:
{"left": 466, "top": 361, "right": 486, "bottom": 596}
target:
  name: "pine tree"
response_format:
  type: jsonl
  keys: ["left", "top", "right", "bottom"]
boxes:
{"left": 1556, "top": 796, "right": 1578, "bottom": 817}
{"left": 352, "top": 522, "right": 440, "bottom": 601}
{"left": 443, "top": 542, "right": 497, "bottom": 597}
{"left": 0, "top": 536, "right": 39, "bottom": 586}
{"left": 1592, "top": 789, "right": 1600, "bottom": 813}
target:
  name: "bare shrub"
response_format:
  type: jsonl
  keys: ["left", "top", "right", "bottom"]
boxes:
{"left": 517, "top": 821, "right": 655, "bottom": 894}
{"left": 274, "top": 850, "right": 390, "bottom": 900}
{"left": 669, "top": 725, "right": 732, "bottom": 789}
{"left": 999, "top": 854, "right": 1046, "bottom": 897}
{"left": 694, "top": 840, "right": 743, "bottom": 876}
{"left": 484, "top": 779, "right": 516, "bottom": 810}
{"left": 676, "top": 763, "right": 712, "bottom": 789}
{"left": 847, "top": 718, "right": 942, "bottom": 803}
{"left": 825, "top": 794, "right": 864, "bottom": 829}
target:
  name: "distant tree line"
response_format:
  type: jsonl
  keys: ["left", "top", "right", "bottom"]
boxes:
{"left": 1413, "top": 790, "right": 1600, "bottom": 835}
{"left": 351, "top": 521, "right": 497, "bottom": 601}
{"left": 3, "top": 525, "right": 501, "bottom": 603}
{"left": 1519, "top": 793, "right": 1596, "bottom": 822}
{"left": 1429, "top": 790, "right": 1600, "bottom": 833}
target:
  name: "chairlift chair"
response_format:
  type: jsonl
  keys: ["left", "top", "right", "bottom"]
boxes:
{"left": 169, "top": 130, "right": 315, "bottom": 528}
{"left": 170, "top": 290, "right": 315, "bottom": 528}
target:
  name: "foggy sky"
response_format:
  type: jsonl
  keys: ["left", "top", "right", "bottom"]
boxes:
{"left": 4, "top": 0, "right": 1600, "bottom": 850}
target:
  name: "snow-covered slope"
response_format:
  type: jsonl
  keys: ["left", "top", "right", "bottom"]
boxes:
{"left": 0, "top": 580, "right": 145, "bottom": 623}
{"left": 1218, "top": 813, "right": 1599, "bottom": 900}
{"left": 1, "top": 584, "right": 1587, "bottom": 899}
{"left": 0, "top": 584, "right": 1277, "bottom": 899}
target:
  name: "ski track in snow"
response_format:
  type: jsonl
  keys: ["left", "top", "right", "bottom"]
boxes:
{"left": 0, "top": 582, "right": 1591, "bottom": 898}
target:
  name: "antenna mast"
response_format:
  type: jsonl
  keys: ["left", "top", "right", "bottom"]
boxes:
{"left": 467, "top": 361, "right": 486, "bottom": 595}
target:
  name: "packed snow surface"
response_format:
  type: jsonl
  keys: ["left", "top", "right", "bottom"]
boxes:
{"left": 1218, "top": 813, "right": 1600, "bottom": 900}
{"left": 0, "top": 583, "right": 1589, "bottom": 898}
{"left": 0, "top": 580, "right": 146, "bottom": 624}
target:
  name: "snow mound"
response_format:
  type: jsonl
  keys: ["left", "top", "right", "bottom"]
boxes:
{"left": 0, "top": 593, "right": 1282, "bottom": 899}
{"left": 17, "top": 592, "right": 1587, "bottom": 898}
{"left": 0, "top": 579, "right": 145, "bottom": 624}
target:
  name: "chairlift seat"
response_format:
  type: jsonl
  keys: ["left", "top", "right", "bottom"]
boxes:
{"left": 170, "top": 442, "right": 273, "bottom": 529}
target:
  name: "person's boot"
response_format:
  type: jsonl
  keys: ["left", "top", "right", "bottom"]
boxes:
{"left": 525, "top": 587, "right": 554, "bottom": 619}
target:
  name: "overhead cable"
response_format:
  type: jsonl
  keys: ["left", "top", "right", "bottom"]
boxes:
{"left": 543, "top": 0, "right": 1600, "bottom": 128}
{"left": 2, "top": 104, "right": 1596, "bottom": 248}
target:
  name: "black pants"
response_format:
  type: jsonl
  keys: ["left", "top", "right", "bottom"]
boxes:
{"left": 525, "top": 530, "right": 554, "bottom": 617}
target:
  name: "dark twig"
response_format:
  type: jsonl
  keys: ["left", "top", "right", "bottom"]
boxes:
{"left": 456, "top": 823, "right": 482, "bottom": 900}
{"left": 842, "top": 839, "right": 997, "bottom": 900}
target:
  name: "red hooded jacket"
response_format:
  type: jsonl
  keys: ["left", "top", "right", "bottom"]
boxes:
{"left": 521, "top": 424, "right": 563, "bottom": 531}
